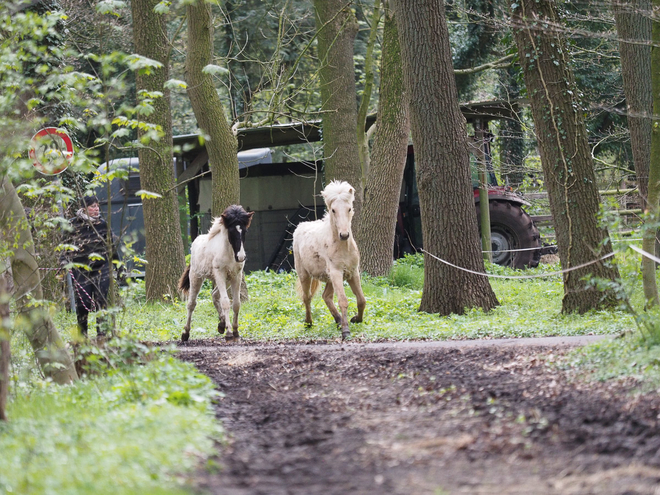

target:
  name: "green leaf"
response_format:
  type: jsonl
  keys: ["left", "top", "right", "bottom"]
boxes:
{"left": 135, "top": 190, "right": 163, "bottom": 200}
{"left": 202, "top": 64, "right": 229, "bottom": 76}
{"left": 164, "top": 79, "right": 187, "bottom": 90}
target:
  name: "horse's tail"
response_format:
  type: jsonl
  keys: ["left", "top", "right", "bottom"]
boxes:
{"left": 178, "top": 265, "right": 191, "bottom": 296}
{"left": 296, "top": 277, "right": 320, "bottom": 299}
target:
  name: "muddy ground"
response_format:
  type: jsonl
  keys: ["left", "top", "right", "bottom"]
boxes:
{"left": 177, "top": 338, "right": 660, "bottom": 495}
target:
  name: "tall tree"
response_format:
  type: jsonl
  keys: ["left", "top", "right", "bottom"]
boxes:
{"left": 0, "top": 269, "right": 10, "bottom": 421}
{"left": 392, "top": 0, "right": 499, "bottom": 315}
{"left": 313, "top": 0, "right": 363, "bottom": 219}
{"left": 614, "top": 0, "right": 658, "bottom": 305}
{"left": 356, "top": 0, "right": 381, "bottom": 180}
{"left": 648, "top": 0, "right": 660, "bottom": 306}
{"left": 511, "top": 0, "right": 620, "bottom": 313}
{"left": 356, "top": 8, "right": 410, "bottom": 276}
{"left": 132, "top": 0, "right": 186, "bottom": 301}
{"left": 186, "top": 0, "right": 240, "bottom": 214}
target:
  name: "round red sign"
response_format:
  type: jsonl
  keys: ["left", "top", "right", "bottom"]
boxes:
{"left": 29, "top": 127, "right": 74, "bottom": 175}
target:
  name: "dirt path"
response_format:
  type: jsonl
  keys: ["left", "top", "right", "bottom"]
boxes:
{"left": 178, "top": 338, "right": 660, "bottom": 495}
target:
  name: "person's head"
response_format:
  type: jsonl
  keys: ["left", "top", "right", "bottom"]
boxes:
{"left": 82, "top": 195, "right": 100, "bottom": 218}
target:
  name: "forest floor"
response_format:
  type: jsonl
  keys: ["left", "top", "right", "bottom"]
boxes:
{"left": 177, "top": 337, "right": 660, "bottom": 495}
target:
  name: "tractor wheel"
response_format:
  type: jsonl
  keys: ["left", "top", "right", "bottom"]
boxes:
{"left": 476, "top": 200, "right": 541, "bottom": 269}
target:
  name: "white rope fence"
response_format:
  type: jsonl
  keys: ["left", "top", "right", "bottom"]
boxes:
{"left": 420, "top": 248, "right": 618, "bottom": 280}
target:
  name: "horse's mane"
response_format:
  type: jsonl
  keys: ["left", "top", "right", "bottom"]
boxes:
{"left": 207, "top": 205, "right": 253, "bottom": 240}
{"left": 206, "top": 217, "right": 225, "bottom": 239}
{"left": 322, "top": 180, "right": 354, "bottom": 206}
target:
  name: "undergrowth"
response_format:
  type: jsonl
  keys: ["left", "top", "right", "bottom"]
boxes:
{"left": 1, "top": 342, "right": 221, "bottom": 494}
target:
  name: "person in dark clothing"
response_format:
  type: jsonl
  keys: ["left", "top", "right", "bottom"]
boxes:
{"left": 62, "top": 195, "right": 118, "bottom": 338}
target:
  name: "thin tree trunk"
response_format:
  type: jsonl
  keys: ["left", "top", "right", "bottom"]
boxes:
{"left": 498, "top": 68, "right": 525, "bottom": 187}
{"left": 356, "top": 0, "right": 381, "bottom": 181}
{"left": 647, "top": 0, "right": 660, "bottom": 307}
{"left": 313, "top": 0, "right": 363, "bottom": 222}
{"left": 511, "top": 0, "right": 620, "bottom": 313}
{"left": 0, "top": 269, "right": 10, "bottom": 421}
{"left": 132, "top": 0, "right": 186, "bottom": 302}
{"left": 186, "top": 0, "right": 240, "bottom": 215}
{"left": 614, "top": 0, "right": 652, "bottom": 206}
{"left": 392, "top": 0, "right": 499, "bottom": 315}
{"left": 356, "top": 9, "right": 410, "bottom": 276}
{"left": 0, "top": 177, "right": 77, "bottom": 384}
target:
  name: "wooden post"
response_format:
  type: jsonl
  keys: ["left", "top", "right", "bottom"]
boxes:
{"left": 475, "top": 119, "right": 492, "bottom": 263}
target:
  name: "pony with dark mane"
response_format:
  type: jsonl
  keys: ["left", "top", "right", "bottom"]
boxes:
{"left": 178, "top": 205, "right": 254, "bottom": 342}
{"left": 292, "top": 181, "right": 366, "bottom": 340}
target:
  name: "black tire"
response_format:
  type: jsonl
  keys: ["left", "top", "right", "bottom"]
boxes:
{"left": 476, "top": 200, "right": 541, "bottom": 269}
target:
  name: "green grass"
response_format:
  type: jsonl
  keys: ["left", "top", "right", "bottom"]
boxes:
{"left": 562, "top": 332, "right": 660, "bottom": 391}
{"left": 1, "top": 348, "right": 221, "bottom": 494}
{"left": 51, "top": 253, "right": 639, "bottom": 344}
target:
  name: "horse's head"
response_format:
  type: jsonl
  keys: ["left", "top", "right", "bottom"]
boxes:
{"left": 221, "top": 205, "right": 254, "bottom": 263}
{"left": 322, "top": 181, "right": 355, "bottom": 241}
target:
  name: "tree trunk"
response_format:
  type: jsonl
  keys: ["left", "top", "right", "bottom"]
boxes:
{"left": 356, "top": 9, "right": 410, "bottom": 276}
{"left": 186, "top": 0, "right": 240, "bottom": 215}
{"left": 512, "top": 0, "right": 620, "bottom": 313}
{"left": 0, "top": 177, "right": 77, "bottom": 384}
{"left": 392, "top": 0, "right": 499, "bottom": 315}
{"left": 616, "top": 0, "right": 658, "bottom": 306}
{"left": 356, "top": 0, "right": 381, "bottom": 181}
{"left": 647, "top": 0, "right": 660, "bottom": 306}
{"left": 0, "top": 269, "right": 10, "bottom": 421}
{"left": 313, "top": 0, "right": 363, "bottom": 222}
{"left": 132, "top": 0, "right": 186, "bottom": 302}
{"left": 498, "top": 68, "right": 526, "bottom": 188}
{"left": 614, "top": 0, "right": 652, "bottom": 205}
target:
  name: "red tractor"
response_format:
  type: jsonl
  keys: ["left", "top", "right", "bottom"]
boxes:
{"left": 396, "top": 144, "right": 548, "bottom": 270}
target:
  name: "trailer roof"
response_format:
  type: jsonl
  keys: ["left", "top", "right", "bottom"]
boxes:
{"left": 173, "top": 100, "right": 520, "bottom": 153}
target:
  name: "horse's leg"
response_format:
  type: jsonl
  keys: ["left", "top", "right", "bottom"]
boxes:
{"left": 328, "top": 270, "right": 350, "bottom": 339}
{"left": 182, "top": 274, "right": 204, "bottom": 342}
{"left": 229, "top": 271, "right": 242, "bottom": 339}
{"left": 321, "top": 281, "right": 341, "bottom": 325}
{"left": 213, "top": 268, "right": 233, "bottom": 341}
{"left": 299, "top": 273, "right": 314, "bottom": 326}
{"left": 347, "top": 271, "right": 366, "bottom": 323}
{"left": 211, "top": 285, "right": 225, "bottom": 335}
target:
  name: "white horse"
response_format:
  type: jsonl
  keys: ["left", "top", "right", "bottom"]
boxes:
{"left": 178, "top": 205, "right": 254, "bottom": 342}
{"left": 292, "top": 180, "right": 366, "bottom": 340}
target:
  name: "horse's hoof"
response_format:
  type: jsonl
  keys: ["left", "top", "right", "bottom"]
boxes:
{"left": 181, "top": 331, "right": 190, "bottom": 342}
{"left": 217, "top": 322, "right": 226, "bottom": 335}
{"left": 350, "top": 316, "right": 363, "bottom": 323}
{"left": 341, "top": 330, "right": 351, "bottom": 340}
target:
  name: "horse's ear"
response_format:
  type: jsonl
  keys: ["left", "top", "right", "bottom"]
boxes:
{"left": 220, "top": 213, "right": 228, "bottom": 226}
{"left": 246, "top": 211, "right": 254, "bottom": 228}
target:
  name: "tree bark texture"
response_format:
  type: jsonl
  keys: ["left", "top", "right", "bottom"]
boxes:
{"left": 0, "top": 270, "right": 10, "bottom": 421}
{"left": 356, "top": 10, "right": 410, "bottom": 276}
{"left": 313, "top": 0, "right": 363, "bottom": 222}
{"left": 512, "top": 0, "right": 620, "bottom": 313}
{"left": 392, "top": 0, "right": 499, "bottom": 315}
{"left": 186, "top": 0, "right": 240, "bottom": 215}
{"left": 646, "top": 0, "right": 660, "bottom": 306}
{"left": 132, "top": 0, "right": 186, "bottom": 302}
{"left": 614, "top": 0, "right": 652, "bottom": 205}
{"left": 356, "top": 0, "right": 381, "bottom": 181}
{"left": 0, "top": 177, "right": 77, "bottom": 384}
{"left": 498, "top": 68, "right": 526, "bottom": 187}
